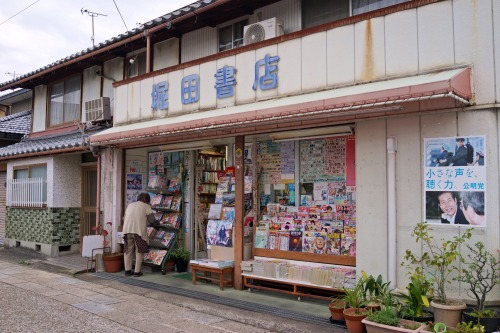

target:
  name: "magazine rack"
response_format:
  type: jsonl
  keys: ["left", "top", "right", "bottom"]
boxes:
{"left": 144, "top": 169, "right": 184, "bottom": 274}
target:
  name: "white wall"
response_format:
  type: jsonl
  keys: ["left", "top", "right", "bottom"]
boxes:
{"left": 153, "top": 38, "right": 180, "bottom": 71}
{"left": 52, "top": 154, "right": 81, "bottom": 207}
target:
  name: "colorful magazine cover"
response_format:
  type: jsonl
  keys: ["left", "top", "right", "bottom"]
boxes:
{"left": 170, "top": 196, "right": 182, "bottom": 211}
{"left": 326, "top": 232, "right": 342, "bottom": 255}
{"left": 216, "top": 220, "right": 233, "bottom": 247}
{"left": 161, "top": 195, "right": 173, "bottom": 209}
{"left": 208, "top": 203, "right": 223, "bottom": 220}
{"left": 206, "top": 220, "right": 219, "bottom": 246}
{"left": 254, "top": 226, "right": 268, "bottom": 249}
{"left": 267, "top": 230, "right": 278, "bottom": 250}
{"left": 289, "top": 231, "right": 302, "bottom": 251}
{"left": 277, "top": 230, "right": 290, "bottom": 251}
{"left": 223, "top": 206, "right": 235, "bottom": 221}
{"left": 150, "top": 194, "right": 163, "bottom": 207}
{"left": 144, "top": 249, "right": 168, "bottom": 265}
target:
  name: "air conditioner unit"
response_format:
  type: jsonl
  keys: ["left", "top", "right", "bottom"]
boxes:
{"left": 85, "top": 97, "right": 111, "bottom": 122}
{"left": 243, "top": 17, "right": 283, "bottom": 46}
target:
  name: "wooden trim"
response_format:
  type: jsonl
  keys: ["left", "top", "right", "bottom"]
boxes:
{"left": 253, "top": 248, "right": 356, "bottom": 267}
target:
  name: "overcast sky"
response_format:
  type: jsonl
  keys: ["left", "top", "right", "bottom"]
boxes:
{"left": 0, "top": 0, "right": 195, "bottom": 93}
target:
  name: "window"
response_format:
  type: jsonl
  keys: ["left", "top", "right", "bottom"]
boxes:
{"left": 8, "top": 165, "right": 47, "bottom": 207}
{"left": 49, "top": 75, "right": 81, "bottom": 126}
{"left": 219, "top": 19, "right": 248, "bottom": 52}
{"left": 302, "top": 0, "right": 409, "bottom": 29}
{"left": 127, "top": 52, "right": 147, "bottom": 78}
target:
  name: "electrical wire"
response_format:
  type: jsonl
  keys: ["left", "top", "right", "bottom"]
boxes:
{"left": 112, "top": 0, "right": 129, "bottom": 31}
{"left": 0, "top": 0, "right": 41, "bottom": 27}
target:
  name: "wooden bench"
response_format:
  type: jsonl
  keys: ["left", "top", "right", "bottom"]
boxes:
{"left": 191, "top": 264, "right": 234, "bottom": 290}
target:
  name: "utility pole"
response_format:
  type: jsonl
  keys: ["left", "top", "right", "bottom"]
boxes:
{"left": 81, "top": 8, "right": 107, "bottom": 47}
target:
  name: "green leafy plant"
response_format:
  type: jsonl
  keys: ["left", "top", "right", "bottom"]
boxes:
{"left": 399, "top": 272, "right": 431, "bottom": 319}
{"left": 403, "top": 222, "right": 472, "bottom": 305}
{"left": 453, "top": 321, "right": 485, "bottom": 333}
{"left": 329, "top": 296, "right": 348, "bottom": 309}
{"left": 342, "top": 280, "right": 366, "bottom": 314}
{"left": 366, "top": 307, "right": 399, "bottom": 327}
{"left": 169, "top": 247, "right": 190, "bottom": 261}
{"left": 453, "top": 241, "right": 499, "bottom": 318}
{"left": 360, "top": 272, "right": 390, "bottom": 307}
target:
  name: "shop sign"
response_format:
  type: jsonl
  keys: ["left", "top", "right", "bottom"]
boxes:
{"left": 151, "top": 54, "right": 280, "bottom": 110}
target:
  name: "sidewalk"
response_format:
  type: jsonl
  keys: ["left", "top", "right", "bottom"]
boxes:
{"left": 0, "top": 247, "right": 348, "bottom": 332}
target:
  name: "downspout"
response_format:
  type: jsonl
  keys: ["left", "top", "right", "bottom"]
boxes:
{"left": 387, "top": 137, "right": 397, "bottom": 288}
{"left": 145, "top": 30, "right": 151, "bottom": 74}
{"left": 91, "top": 146, "right": 101, "bottom": 238}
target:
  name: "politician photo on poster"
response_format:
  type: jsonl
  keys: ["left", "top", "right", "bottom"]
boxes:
{"left": 424, "top": 136, "right": 486, "bottom": 227}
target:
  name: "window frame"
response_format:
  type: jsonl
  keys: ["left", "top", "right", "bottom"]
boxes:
{"left": 11, "top": 164, "right": 48, "bottom": 208}
{"left": 47, "top": 74, "right": 82, "bottom": 128}
{"left": 218, "top": 18, "right": 248, "bottom": 53}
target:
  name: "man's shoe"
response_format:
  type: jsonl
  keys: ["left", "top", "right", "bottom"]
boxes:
{"left": 133, "top": 272, "right": 143, "bottom": 277}
{"left": 124, "top": 270, "right": 133, "bottom": 276}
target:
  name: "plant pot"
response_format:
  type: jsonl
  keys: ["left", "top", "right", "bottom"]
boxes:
{"left": 362, "top": 318, "right": 426, "bottom": 333}
{"left": 329, "top": 300, "right": 347, "bottom": 321}
{"left": 431, "top": 300, "right": 466, "bottom": 329}
{"left": 175, "top": 259, "right": 188, "bottom": 272}
{"left": 420, "top": 323, "right": 448, "bottom": 333}
{"left": 343, "top": 307, "right": 369, "bottom": 333}
{"left": 163, "top": 259, "right": 175, "bottom": 273}
{"left": 102, "top": 253, "right": 124, "bottom": 273}
{"left": 400, "top": 310, "right": 434, "bottom": 323}
{"left": 463, "top": 308, "right": 500, "bottom": 333}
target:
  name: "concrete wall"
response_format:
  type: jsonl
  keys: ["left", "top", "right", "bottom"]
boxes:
{"left": 52, "top": 154, "right": 81, "bottom": 208}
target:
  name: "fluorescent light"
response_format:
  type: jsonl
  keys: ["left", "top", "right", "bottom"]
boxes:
{"left": 270, "top": 125, "right": 353, "bottom": 142}
{"left": 159, "top": 140, "right": 213, "bottom": 152}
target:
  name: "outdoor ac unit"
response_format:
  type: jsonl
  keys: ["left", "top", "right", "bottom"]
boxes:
{"left": 243, "top": 17, "right": 283, "bottom": 46}
{"left": 85, "top": 97, "right": 111, "bottom": 122}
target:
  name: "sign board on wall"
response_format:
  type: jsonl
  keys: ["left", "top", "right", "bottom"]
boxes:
{"left": 424, "top": 136, "right": 486, "bottom": 227}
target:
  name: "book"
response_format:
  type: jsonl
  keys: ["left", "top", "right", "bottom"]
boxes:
{"left": 170, "top": 195, "right": 182, "bottom": 211}
{"left": 223, "top": 206, "right": 235, "bottom": 221}
{"left": 289, "top": 231, "right": 302, "bottom": 251}
{"left": 206, "top": 220, "right": 219, "bottom": 245}
{"left": 161, "top": 195, "right": 173, "bottom": 209}
{"left": 208, "top": 203, "right": 223, "bottom": 219}
{"left": 326, "top": 232, "right": 342, "bottom": 255}
{"left": 254, "top": 226, "right": 268, "bottom": 249}
{"left": 143, "top": 249, "right": 168, "bottom": 265}
{"left": 277, "top": 230, "right": 290, "bottom": 251}
{"left": 150, "top": 194, "right": 163, "bottom": 207}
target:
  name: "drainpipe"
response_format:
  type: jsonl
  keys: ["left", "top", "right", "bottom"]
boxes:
{"left": 91, "top": 146, "right": 101, "bottom": 237}
{"left": 387, "top": 137, "right": 397, "bottom": 288}
{"left": 145, "top": 30, "right": 151, "bottom": 74}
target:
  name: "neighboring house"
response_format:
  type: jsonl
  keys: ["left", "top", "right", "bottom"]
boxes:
{"left": 0, "top": 0, "right": 498, "bottom": 308}
{"left": 0, "top": 90, "right": 32, "bottom": 246}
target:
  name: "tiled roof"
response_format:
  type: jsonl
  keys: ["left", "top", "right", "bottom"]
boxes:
{"left": 0, "top": 0, "right": 213, "bottom": 89}
{"left": 0, "top": 126, "right": 107, "bottom": 158}
{"left": 0, "top": 111, "right": 31, "bottom": 135}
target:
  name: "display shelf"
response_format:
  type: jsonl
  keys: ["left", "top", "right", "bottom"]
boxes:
{"left": 242, "top": 274, "right": 344, "bottom": 301}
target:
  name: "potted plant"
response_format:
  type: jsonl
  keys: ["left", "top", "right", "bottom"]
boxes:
{"left": 329, "top": 296, "right": 348, "bottom": 322}
{"left": 453, "top": 241, "right": 499, "bottom": 333}
{"left": 362, "top": 307, "right": 425, "bottom": 333}
{"left": 92, "top": 221, "right": 124, "bottom": 273}
{"left": 403, "top": 222, "right": 472, "bottom": 328}
{"left": 421, "top": 321, "right": 485, "bottom": 333}
{"left": 169, "top": 247, "right": 190, "bottom": 272}
{"left": 360, "top": 272, "right": 390, "bottom": 311}
{"left": 342, "top": 279, "right": 369, "bottom": 333}
{"left": 399, "top": 272, "right": 434, "bottom": 323}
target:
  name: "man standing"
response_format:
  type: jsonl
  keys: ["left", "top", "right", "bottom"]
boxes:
{"left": 440, "top": 138, "right": 467, "bottom": 166}
{"left": 437, "top": 191, "right": 469, "bottom": 225}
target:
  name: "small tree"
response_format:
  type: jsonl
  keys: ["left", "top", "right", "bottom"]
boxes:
{"left": 454, "top": 241, "right": 500, "bottom": 316}
{"left": 403, "top": 222, "right": 472, "bottom": 305}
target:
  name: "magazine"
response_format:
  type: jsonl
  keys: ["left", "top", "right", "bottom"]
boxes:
{"left": 161, "top": 196, "right": 173, "bottom": 209}
{"left": 170, "top": 195, "right": 182, "bottom": 211}
{"left": 150, "top": 194, "right": 163, "bottom": 208}
{"left": 208, "top": 203, "right": 223, "bottom": 220}
{"left": 254, "top": 226, "right": 268, "bottom": 249}
{"left": 289, "top": 231, "right": 302, "bottom": 251}
{"left": 277, "top": 230, "right": 290, "bottom": 251}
